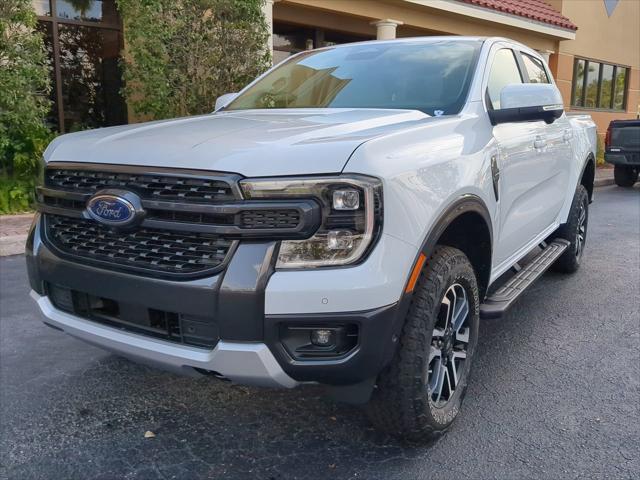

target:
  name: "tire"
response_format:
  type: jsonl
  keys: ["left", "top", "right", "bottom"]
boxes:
{"left": 366, "top": 246, "right": 479, "bottom": 442}
{"left": 614, "top": 165, "right": 638, "bottom": 187}
{"left": 550, "top": 184, "right": 589, "bottom": 273}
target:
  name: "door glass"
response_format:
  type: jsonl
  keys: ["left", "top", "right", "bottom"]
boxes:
{"left": 614, "top": 67, "right": 627, "bottom": 110}
{"left": 487, "top": 49, "right": 523, "bottom": 109}
{"left": 57, "top": 24, "right": 126, "bottom": 131}
{"left": 56, "top": 0, "right": 118, "bottom": 24}
{"left": 522, "top": 54, "right": 549, "bottom": 83}
{"left": 599, "top": 64, "right": 614, "bottom": 109}
{"left": 573, "top": 59, "right": 585, "bottom": 106}
{"left": 32, "top": 0, "right": 51, "bottom": 16}
{"left": 584, "top": 61, "right": 600, "bottom": 108}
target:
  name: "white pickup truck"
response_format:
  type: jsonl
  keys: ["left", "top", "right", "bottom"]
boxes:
{"left": 27, "top": 37, "right": 597, "bottom": 441}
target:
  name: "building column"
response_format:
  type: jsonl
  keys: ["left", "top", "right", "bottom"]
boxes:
{"left": 537, "top": 50, "right": 554, "bottom": 65}
{"left": 263, "top": 0, "right": 278, "bottom": 62}
{"left": 370, "top": 19, "right": 404, "bottom": 40}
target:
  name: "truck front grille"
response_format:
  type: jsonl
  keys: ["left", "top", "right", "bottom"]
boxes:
{"left": 45, "top": 167, "right": 237, "bottom": 203}
{"left": 38, "top": 164, "right": 321, "bottom": 278}
{"left": 45, "top": 215, "right": 233, "bottom": 277}
{"left": 240, "top": 209, "right": 301, "bottom": 229}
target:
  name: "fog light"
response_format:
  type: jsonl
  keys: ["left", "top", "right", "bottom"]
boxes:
{"left": 311, "top": 329, "right": 333, "bottom": 346}
{"left": 327, "top": 230, "right": 354, "bottom": 250}
{"left": 332, "top": 189, "right": 360, "bottom": 210}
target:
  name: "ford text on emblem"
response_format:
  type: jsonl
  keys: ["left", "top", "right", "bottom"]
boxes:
{"left": 87, "top": 194, "right": 136, "bottom": 226}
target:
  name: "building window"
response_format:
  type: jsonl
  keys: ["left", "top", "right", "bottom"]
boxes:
{"left": 34, "top": 0, "right": 127, "bottom": 133}
{"left": 571, "top": 58, "right": 629, "bottom": 111}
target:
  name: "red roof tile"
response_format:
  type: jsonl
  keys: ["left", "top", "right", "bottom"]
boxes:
{"left": 458, "top": 0, "right": 578, "bottom": 31}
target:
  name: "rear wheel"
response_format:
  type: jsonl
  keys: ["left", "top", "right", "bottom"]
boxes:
{"left": 614, "top": 165, "right": 638, "bottom": 187}
{"left": 366, "top": 246, "right": 479, "bottom": 442}
{"left": 551, "top": 185, "right": 588, "bottom": 273}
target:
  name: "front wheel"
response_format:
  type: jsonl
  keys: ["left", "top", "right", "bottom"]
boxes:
{"left": 614, "top": 165, "right": 638, "bottom": 187}
{"left": 366, "top": 246, "right": 479, "bottom": 442}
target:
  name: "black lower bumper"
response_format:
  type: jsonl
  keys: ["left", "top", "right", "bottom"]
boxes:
{"left": 27, "top": 214, "right": 404, "bottom": 386}
{"left": 605, "top": 152, "right": 640, "bottom": 166}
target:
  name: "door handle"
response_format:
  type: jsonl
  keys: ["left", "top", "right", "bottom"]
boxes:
{"left": 533, "top": 136, "right": 547, "bottom": 150}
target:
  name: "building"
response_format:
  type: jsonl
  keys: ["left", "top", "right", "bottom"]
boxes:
{"left": 34, "top": 0, "right": 639, "bottom": 138}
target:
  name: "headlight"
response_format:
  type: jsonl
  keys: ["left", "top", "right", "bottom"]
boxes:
{"left": 240, "top": 175, "right": 383, "bottom": 269}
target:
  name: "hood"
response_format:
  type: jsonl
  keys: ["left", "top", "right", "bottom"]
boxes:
{"left": 44, "top": 109, "right": 429, "bottom": 177}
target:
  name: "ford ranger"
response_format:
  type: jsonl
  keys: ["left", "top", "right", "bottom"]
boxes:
{"left": 27, "top": 37, "right": 597, "bottom": 441}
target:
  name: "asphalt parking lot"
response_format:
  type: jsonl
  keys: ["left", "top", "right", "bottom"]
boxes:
{"left": 1, "top": 184, "right": 638, "bottom": 480}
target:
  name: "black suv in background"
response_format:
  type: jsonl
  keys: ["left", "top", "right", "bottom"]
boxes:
{"left": 605, "top": 119, "right": 640, "bottom": 187}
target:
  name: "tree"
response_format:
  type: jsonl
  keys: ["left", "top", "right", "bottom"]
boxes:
{"left": 116, "top": 0, "right": 270, "bottom": 120}
{"left": 0, "top": 0, "right": 52, "bottom": 212}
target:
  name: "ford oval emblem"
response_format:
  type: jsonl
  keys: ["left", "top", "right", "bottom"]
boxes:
{"left": 87, "top": 194, "right": 136, "bottom": 226}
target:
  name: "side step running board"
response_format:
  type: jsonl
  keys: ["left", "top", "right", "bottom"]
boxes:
{"left": 480, "top": 239, "right": 570, "bottom": 319}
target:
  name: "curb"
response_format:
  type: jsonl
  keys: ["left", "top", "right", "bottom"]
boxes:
{"left": 594, "top": 177, "right": 614, "bottom": 188}
{"left": 0, "top": 213, "right": 34, "bottom": 257}
{"left": 0, "top": 234, "right": 27, "bottom": 257}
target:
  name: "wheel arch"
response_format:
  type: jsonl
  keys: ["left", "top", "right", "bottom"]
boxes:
{"left": 407, "top": 195, "right": 493, "bottom": 301}
{"left": 580, "top": 153, "right": 596, "bottom": 203}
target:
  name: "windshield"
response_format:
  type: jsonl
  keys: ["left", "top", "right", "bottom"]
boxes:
{"left": 225, "top": 40, "right": 482, "bottom": 116}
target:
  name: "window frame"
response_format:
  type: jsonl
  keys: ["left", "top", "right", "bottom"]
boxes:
{"left": 519, "top": 52, "right": 551, "bottom": 84}
{"left": 570, "top": 57, "right": 629, "bottom": 112}
{"left": 485, "top": 47, "right": 525, "bottom": 110}
{"left": 35, "top": 0, "right": 124, "bottom": 133}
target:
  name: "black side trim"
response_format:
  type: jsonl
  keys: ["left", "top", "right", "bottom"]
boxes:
{"left": 217, "top": 241, "right": 278, "bottom": 341}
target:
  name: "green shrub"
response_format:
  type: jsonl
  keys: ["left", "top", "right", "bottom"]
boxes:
{"left": 596, "top": 134, "right": 605, "bottom": 166}
{"left": 0, "top": 0, "right": 53, "bottom": 213}
{"left": 0, "top": 176, "right": 33, "bottom": 214}
{"left": 116, "top": 0, "right": 270, "bottom": 120}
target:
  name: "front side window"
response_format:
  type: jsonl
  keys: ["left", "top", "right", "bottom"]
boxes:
{"left": 522, "top": 53, "right": 549, "bottom": 84}
{"left": 487, "top": 48, "right": 523, "bottom": 109}
{"left": 226, "top": 40, "right": 482, "bottom": 116}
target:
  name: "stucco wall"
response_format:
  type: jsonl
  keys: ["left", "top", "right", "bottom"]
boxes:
{"left": 276, "top": 0, "right": 561, "bottom": 52}
{"left": 557, "top": 0, "right": 639, "bottom": 68}
{"left": 553, "top": 0, "right": 640, "bottom": 135}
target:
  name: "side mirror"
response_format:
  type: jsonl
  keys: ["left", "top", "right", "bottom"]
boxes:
{"left": 214, "top": 92, "right": 238, "bottom": 112}
{"left": 489, "top": 83, "right": 564, "bottom": 126}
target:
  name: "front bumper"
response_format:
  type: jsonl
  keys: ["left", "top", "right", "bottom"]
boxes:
{"left": 31, "top": 291, "right": 297, "bottom": 388}
{"left": 27, "top": 214, "right": 410, "bottom": 387}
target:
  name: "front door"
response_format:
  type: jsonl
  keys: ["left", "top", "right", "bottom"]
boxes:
{"left": 487, "top": 47, "right": 568, "bottom": 266}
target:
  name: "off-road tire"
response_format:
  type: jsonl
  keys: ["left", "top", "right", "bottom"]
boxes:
{"left": 550, "top": 184, "right": 589, "bottom": 273}
{"left": 366, "top": 246, "right": 479, "bottom": 442}
{"left": 614, "top": 165, "right": 638, "bottom": 187}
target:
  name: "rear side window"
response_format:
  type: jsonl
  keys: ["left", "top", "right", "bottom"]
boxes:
{"left": 487, "top": 49, "right": 523, "bottom": 109}
{"left": 522, "top": 53, "right": 550, "bottom": 84}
